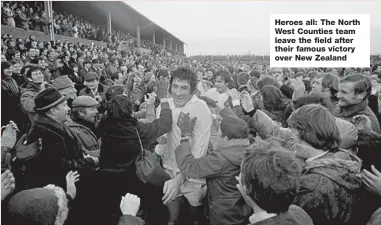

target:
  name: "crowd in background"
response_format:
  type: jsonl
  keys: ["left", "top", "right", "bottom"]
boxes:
{"left": 1, "top": 2, "right": 381, "bottom": 225}
{"left": 1, "top": 1, "right": 169, "bottom": 54}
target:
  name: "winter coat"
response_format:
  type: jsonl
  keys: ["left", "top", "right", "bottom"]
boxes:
{"left": 20, "top": 81, "right": 41, "bottom": 122}
{"left": 250, "top": 205, "right": 313, "bottom": 225}
{"left": 334, "top": 99, "right": 381, "bottom": 134}
{"left": 294, "top": 149, "right": 362, "bottom": 225}
{"left": 78, "top": 68, "right": 89, "bottom": 81}
{"left": 16, "top": 11, "right": 29, "bottom": 30}
{"left": 68, "top": 72, "right": 84, "bottom": 85}
{"left": 1, "top": 77, "right": 22, "bottom": 127}
{"left": 40, "top": 16, "right": 50, "bottom": 33}
{"left": 16, "top": 114, "right": 87, "bottom": 191}
{"left": 175, "top": 139, "right": 253, "bottom": 225}
{"left": 65, "top": 117, "right": 99, "bottom": 152}
{"left": 97, "top": 101, "right": 172, "bottom": 171}
{"left": 79, "top": 83, "right": 108, "bottom": 100}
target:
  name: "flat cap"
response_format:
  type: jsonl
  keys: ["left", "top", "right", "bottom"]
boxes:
{"left": 71, "top": 96, "right": 98, "bottom": 108}
{"left": 84, "top": 72, "right": 99, "bottom": 81}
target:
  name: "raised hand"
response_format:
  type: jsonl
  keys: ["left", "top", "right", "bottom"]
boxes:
{"left": 66, "top": 171, "right": 80, "bottom": 199}
{"left": 292, "top": 77, "right": 306, "bottom": 101}
{"left": 177, "top": 112, "right": 197, "bottom": 138}
{"left": 156, "top": 76, "right": 169, "bottom": 100}
{"left": 120, "top": 193, "right": 141, "bottom": 216}
{"left": 240, "top": 90, "right": 254, "bottom": 112}
{"left": 125, "top": 73, "right": 135, "bottom": 94}
{"left": 229, "top": 88, "right": 240, "bottom": 102}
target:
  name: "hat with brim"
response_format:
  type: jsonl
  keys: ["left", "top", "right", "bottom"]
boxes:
{"left": 34, "top": 88, "right": 67, "bottom": 112}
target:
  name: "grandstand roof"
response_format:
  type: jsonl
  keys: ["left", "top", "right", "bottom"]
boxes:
{"left": 53, "top": 1, "right": 184, "bottom": 45}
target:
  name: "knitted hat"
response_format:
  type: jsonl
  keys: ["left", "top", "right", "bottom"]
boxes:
{"left": 84, "top": 72, "right": 99, "bottom": 81}
{"left": 34, "top": 88, "right": 66, "bottom": 112}
{"left": 8, "top": 185, "right": 69, "bottom": 225}
{"left": 52, "top": 75, "right": 74, "bottom": 91}
{"left": 220, "top": 108, "right": 249, "bottom": 139}
{"left": 72, "top": 96, "right": 98, "bottom": 108}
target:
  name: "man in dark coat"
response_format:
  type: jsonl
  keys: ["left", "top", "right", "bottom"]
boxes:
{"left": 79, "top": 72, "right": 109, "bottom": 114}
{"left": 86, "top": 75, "right": 171, "bottom": 225}
{"left": 15, "top": 88, "right": 89, "bottom": 191}
{"left": 175, "top": 107, "right": 253, "bottom": 225}
{"left": 334, "top": 74, "right": 381, "bottom": 134}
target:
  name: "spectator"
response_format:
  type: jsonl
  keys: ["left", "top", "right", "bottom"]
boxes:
{"left": 175, "top": 107, "right": 253, "bottom": 225}
{"left": 7, "top": 171, "right": 79, "bottom": 225}
{"left": 3, "top": 3, "right": 16, "bottom": 27}
{"left": 20, "top": 66, "right": 46, "bottom": 122}
{"left": 334, "top": 74, "right": 381, "bottom": 134}
{"left": 238, "top": 140, "right": 313, "bottom": 225}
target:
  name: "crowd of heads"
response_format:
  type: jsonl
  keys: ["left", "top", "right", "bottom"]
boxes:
{"left": 1, "top": 2, "right": 381, "bottom": 225}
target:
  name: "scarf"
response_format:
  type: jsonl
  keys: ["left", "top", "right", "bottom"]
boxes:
{"left": 1, "top": 76, "right": 20, "bottom": 97}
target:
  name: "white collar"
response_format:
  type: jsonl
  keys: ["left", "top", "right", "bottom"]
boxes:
{"left": 168, "top": 95, "right": 199, "bottom": 110}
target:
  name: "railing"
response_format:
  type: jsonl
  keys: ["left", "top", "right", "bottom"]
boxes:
{"left": 1, "top": 25, "right": 107, "bottom": 47}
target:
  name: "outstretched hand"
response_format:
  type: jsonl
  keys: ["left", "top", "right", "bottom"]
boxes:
{"left": 156, "top": 76, "right": 169, "bottom": 100}
{"left": 177, "top": 112, "right": 197, "bottom": 138}
{"left": 66, "top": 171, "right": 80, "bottom": 199}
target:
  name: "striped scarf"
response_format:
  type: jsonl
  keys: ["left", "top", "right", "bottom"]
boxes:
{"left": 1, "top": 76, "right": 20, "bottom": 97}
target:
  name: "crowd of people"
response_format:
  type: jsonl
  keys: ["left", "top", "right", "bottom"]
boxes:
{"left": 2, "top": 3, "right": 381, "bottom": 225}
{"left": 1, "top": 0, "right": 169, "bottom": 54}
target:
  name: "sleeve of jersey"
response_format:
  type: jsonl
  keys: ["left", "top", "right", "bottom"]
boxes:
{"left": 190, "top": 101, "right": 213, "bottom": 159}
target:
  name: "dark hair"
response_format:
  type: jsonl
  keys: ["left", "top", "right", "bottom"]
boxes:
{"left": 214, "top": 70, "right": 231, "bottom": 83}
{"left": 256, "top": 75, "right": 278, "bottom": 90}
{"left": 260, "top": 85, "right": 289, "bottom": 111}
{"left": 307, "top": 71, "right": 320, "bottom": 80}
{"left": 241, "top": 140, "right": 302, "bottom": 214}
{"left": 320, "top": 73, "right": 340, "bottom": 98}
{"left": 1, "top": 61, "right": 12, "bottom": 77}
{"left": 26, "top": 66, "right": 40, "bottom": 79}
{"left": 170, "top": 67, "right": 198, "bottom": 94}
{"left": 293, "top": 92, "right": 334, "bottom": 111}
{"left": 288, "top": 104, "right": 340, "bottom": 150}
{"left": 371, "top": 63, "right": 380, "bottom": 73}
{"left": 107, "top": 95, "right": 132, "bottom": 119}
{"left": 111, "top": 71, "right": 122, "bottom": 81}
{"left": 340, "top": 74, "right": 372, "bottom": 100}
